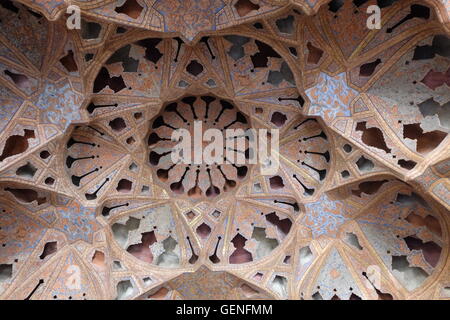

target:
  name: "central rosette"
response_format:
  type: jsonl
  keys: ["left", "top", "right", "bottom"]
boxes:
{"left": 147, "top": 95, "right": 253, "bottom": 200}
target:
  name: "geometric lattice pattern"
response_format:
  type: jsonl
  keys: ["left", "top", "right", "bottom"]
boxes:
{"left": 0, "top": 0, "right": 449, "bottom": 300}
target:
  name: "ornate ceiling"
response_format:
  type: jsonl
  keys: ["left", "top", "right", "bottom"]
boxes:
{"left": 0, "top": 0, "right": 449, "bottom": 300}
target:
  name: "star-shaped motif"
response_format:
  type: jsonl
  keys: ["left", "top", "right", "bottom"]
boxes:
{"left": 154, "top": 0, "right": 226, "bottom": 41}
{"left": 306, "top": 72, "right": 358, "bottom": 123}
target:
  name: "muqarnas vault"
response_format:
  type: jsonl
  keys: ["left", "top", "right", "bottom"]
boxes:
{"left": 0, "top": 0, "right": 449, "bottom": 300}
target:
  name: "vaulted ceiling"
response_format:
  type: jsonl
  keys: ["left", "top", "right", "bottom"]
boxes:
{"left": 0, "top": 0, "right": 449, "bottom": 300}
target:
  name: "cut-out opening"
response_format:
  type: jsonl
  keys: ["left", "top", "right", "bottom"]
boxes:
{"left": 106, "top": 45, "right": 139, "bottom": 72}
{"left": 0, "top": 264, "right": 13, "bottom": 282}
{"left": 253, "top": 22, "right": 263, "bottom": 29}
{"left": 109, "top": 117, "right": 127, "bottom": 132}
{"left": 356, "top": 156, "right": 374, "bottom": 172}
{"left": 186, "top": 60, "right": 204, "bottom": 77}
{"left": 152, "top": 151, "right": 171, "bottom": 166}
{"left": 102, "top": 203, "right": 129, "bottom": 217}
{"left": 351, "top": 180, "right": 388, "bottom": 197}
{"left": 129, "top": 163, "right": 138, "bottom": 172}
{"left": 196, "top": 223, "right": 211, "bottom": 239}
{"left": 39, "top": 242, "right": 57, "bottom": 260}
{"left": 186, "top": 236, "right": 198, "bottom": 264}
{"left": 44, "top": 177, "right": 55, "bottom": 186}
{"left": 417, "top": 98, "right": 449, "bottom": 129}
{"left": 328, "top": 0, "right": 345, "bottom": 13}
{"left": 251, "top": 227, "right": 279, "bottom": 259}
{"left": 209, "top": 236, "right": 222, "bottom": 264}
{"left": 155, "top": 236, "right": 179, "bottom": 267}
{"left": 253, "top": 183, "right": 262, "bottom": 192}
{"left": 143, "top": 277, "right": 152, "bottom": 286}
{"left": 205, "top": 79, "right": 216, "bottom": 87}
{"left": 269, "top": 176, "right": 284, "bottom": 189}
{"left": 81, "top": 20, "right": 102, "bottom": 40}
{"left": 375, "top": 0, "right": 398, "bottom": 9}
{"left": 116, "top": 27, "right": 127, "bottom": 34}
{"left": 39, "top": 150, "right": 50, "bottom": 159}
{"left": 113, "top": 261, "right": 122, "bottom": 270}
{"left": 398, "top": 192, "right": 426, "bottom": 206}
{"left": 0, "top": 0, "right": 19, "bottom": 14}
{"left": 136, "top": 38, "right": 163, "bottom": 64}
{"left": 420, "top": 69, "right": 450, "bottom": 90}
{"left": 116, "top": 280, "right": 134, "bottom": 300}
{"left": 376, "top": 290, "right": 394, "bottom": 300}
{"left": 229, "top": 233, "right": 253, "bottom": 264}
{"left": 93, "top": 67, "right": 126, "bottom": 93}
{"left": 5, "top": 187, "right": 46, "bottom": 205}
{"left": 265, "top": 212, "right": 292, "bottom": 235}
{"left": 442, "top": 286, "right": 450, "bottom": 298}
{"left": 343, "top": 144, "right": 352, "bottom": 153}
{"left": 289, "top": 47, "right": 298, "bottom": 57}
{"left": 276, "top": 15, "right": 294, "bottom": 34}
{"left": 292, "top": 174, "right": 315, "bottom": 196}
{"left": 356, "top": 122, "right": 391, "bottom": 153}
{"left": 92, "top": 250, "right": 106, "bottom": 270}
{"left": 300, "top": 161, "right": 327, "bottom": 181}
{"left": 253, "top": 272, "right": 263, "bottom": 281}
{"left": 403, "top": 124, "right": 447, "bottom": 154}
{"left": 350, "top": 293, "right": 362, "bottom": 300}
{"left": 0, "top": 129, "right": 35, "bottom": 162}
{"left": 224, "top": 35, "right": 249, "bottom": 61}
{"left": 397, "top": 159, "right": 417, "bottom": 170}
{"left": 116, "top": 179, "right": 132, "bottom": 193}
{"left": 16, "top": 162, "right": 37, "bottom": 178}
{"left": 4, "top": 70, "right": 29, "bottom": 89}
{"left": 416, "top": 35, "right": 450, "bottom": 62}
{"left": 359, "top": 59, "right": 381, "bottom": 77}
{"left": 112, "top": 216, "right": 141, "bottom": 247}
{"left": 345, "top": 232, "right": 363, "bottom": 250}
{"left": 115, "top": 0, "right": 143, "bottom": 19}
{"left": 312, "top": 292, "right": 323, "bottom": 300}
{"left": 299, "top": 246, "right": 313, "bottom": 267}
{"left": 386, "top": 5, "right": 430, "bottom": 34}
{"left": 271, "top": 112, "right": 287, "bottom": 127}
{"left": 268, "top": 62, "right": 295, "bottom": 86}
{"left": 391, "top": 255, "right": 428, "bottom": 291}
{"left": 85, "top": 53, "right": 94, "bottom": 62}
{"left": 251, "top": 40, "right": 281, "bottom": 68}
{"left": 234, "top": 0, "right": 260, "bottom": 17}
{"left": 186, "top": 211, "right": 196, "bottom": 220}
{"left": 211, "top": 210, "right": 221, "bottom": 218}
{"left": 307, "top": 42, "right": 324, "bottom": 64}
{"left": 127, "top": 231, "right": 156, "bottom": 264}
{"left": 270, "top": 275, "right": 288, "bottom": 299}
{"left": 403, "top": 236, "right": 441, "bottom": 268}
{"left": 60, "top": 50, "right": 78, "bottom": 73}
